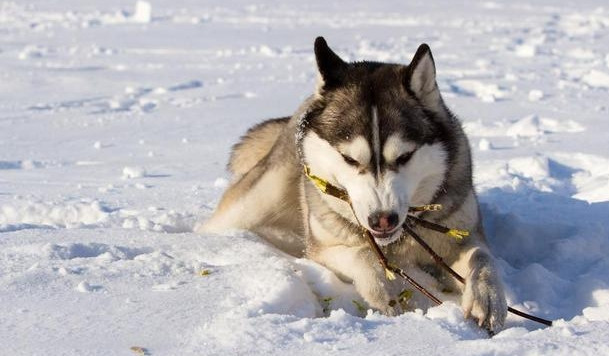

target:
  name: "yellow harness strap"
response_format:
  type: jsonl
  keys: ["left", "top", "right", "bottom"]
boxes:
{"left": 409, "top": 204, "right": 443, "bottom": 212}
{"left": 446, "top": 229, "right": 470, "bottom": 239}
{"left": 303, "top": 165, "right": 350, "bottom": 202}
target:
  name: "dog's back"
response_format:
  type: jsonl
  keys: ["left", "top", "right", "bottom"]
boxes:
{"left": 198, "top": 114, "right": 306, "bottom": 256}
{"left": 228, "top": 117, "right": 290, "bottom": 180}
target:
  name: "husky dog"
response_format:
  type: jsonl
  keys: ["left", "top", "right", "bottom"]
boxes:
{"left": 198, "top": 37, "right": 507, "bottom": 331}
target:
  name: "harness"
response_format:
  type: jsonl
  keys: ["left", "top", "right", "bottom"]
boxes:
{"left": 303, "top": 165, "right": 553, "bottom": 327}
{"left": 303, "top": 165, "right": 469, "bottom": 242}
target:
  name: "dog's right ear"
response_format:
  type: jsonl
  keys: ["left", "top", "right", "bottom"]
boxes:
{"left": 404, "top": 44, "right": 442, "bottom": 110}
{"left": 314, "top": 37, "right": 347, "bottom": 93}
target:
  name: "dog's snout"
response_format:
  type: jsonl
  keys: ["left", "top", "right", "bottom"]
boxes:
{"left": 368, "top": 211, "right": 399, "bottom": 232}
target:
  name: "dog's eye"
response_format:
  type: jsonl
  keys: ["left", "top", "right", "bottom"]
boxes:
{"left": 395, "top": 151, "right": 414, "bottom": 166}
{"left": 341, "top": 154, "right": 359, "bottom": 167}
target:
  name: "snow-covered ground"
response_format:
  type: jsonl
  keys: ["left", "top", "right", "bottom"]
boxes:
{"left": 2, "top": 0, "right": 609, "bottom": 354}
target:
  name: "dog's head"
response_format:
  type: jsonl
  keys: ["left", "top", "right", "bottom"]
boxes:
{"left": 299, "top": 37, "right": 456, "bottom": 245}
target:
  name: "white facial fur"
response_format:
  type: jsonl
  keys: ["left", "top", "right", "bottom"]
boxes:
{"left": 302, "top": 131, "right": 448, "bottom": 246}
{"left": 383, "top": 134, "right": 417, "bottom": 163}
{"left": 337, "top": 136, "right": 370, "bottom": 166}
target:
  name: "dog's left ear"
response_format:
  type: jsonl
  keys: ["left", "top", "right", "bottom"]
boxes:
{"left": 405, "top": 44, "right": 442, "bottom": 108}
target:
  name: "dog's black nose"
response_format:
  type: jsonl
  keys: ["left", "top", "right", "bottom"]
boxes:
{"left": 368, "top": 211, "right": 399, "bottom": 232}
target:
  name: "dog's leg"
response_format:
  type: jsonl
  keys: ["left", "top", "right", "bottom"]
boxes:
{"left": 451, "top": 245, "right": 507, "bottom": 332}
{"left": 314, "top": 245, "right": 400, "bottom": 315}
{"left": 196, "top": 162, "right": 293, "bottom": 233}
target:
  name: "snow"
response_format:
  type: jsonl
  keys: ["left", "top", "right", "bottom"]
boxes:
{"left": 528, "top": 89, "right": 544, "bottom": 102}
{"left": 506, "top": 114, "right": 544, "bottom": 138}
{"left": 1, "top": 0, "right": 609, "bottom": 355}
{"left": 582, "top": 69, "right": 609, "bottom": 88}
{"left": 122, "top": 166, "right": 148, "bottom": 179}
{"left": 450, "top": 79, "right": 509, "bottom": 103}
{"left": 133, "top": 1, "right": 152, "bottom": 24}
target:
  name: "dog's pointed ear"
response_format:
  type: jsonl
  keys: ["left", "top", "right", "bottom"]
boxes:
{"left": 314, "top": 37, "right": 347, "bottom": 92}
{"left": 405, "top": 44, "right": 442, "bottom": 108}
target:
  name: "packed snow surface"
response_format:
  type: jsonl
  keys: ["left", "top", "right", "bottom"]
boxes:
{"left": 1, "top": 0, "right": 609, "bottom": 355}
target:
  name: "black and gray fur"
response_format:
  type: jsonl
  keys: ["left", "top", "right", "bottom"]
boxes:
{"left": 198, "top": 37, "right": 507, "bottom": 332}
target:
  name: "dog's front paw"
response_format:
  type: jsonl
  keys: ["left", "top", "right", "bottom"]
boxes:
{"left": 462, "top": 266, "right": 507, "bottom": 332}
{"left": 360, "top": 289, "right": 401, "bottom": 316}
{"left": 375, "top": 303, "right": 401, "bottom": 317}
{"left": 354, "top": 277, "right": 403, "bottom": 316}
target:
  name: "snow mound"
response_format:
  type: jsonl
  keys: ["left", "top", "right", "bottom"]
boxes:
{"left": 582, "top": 70, "right": 609, "bottom": 89}
{"left": 0, "top": 200, "right": 110, "bottom": 230}
{"left": 132, "top": 1, "right": 152, "bottom": 23}
{"left": 122, "top": 166, "right": 148, "bottom": 179}
{"left": 451, "top": 80, "right": 509, "bottom": 102}
{"left": 507, "top": 115, "right": 543, "bottom": 138}
{"left": 0, "top": 198, "right": 196, "bottom": 233}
